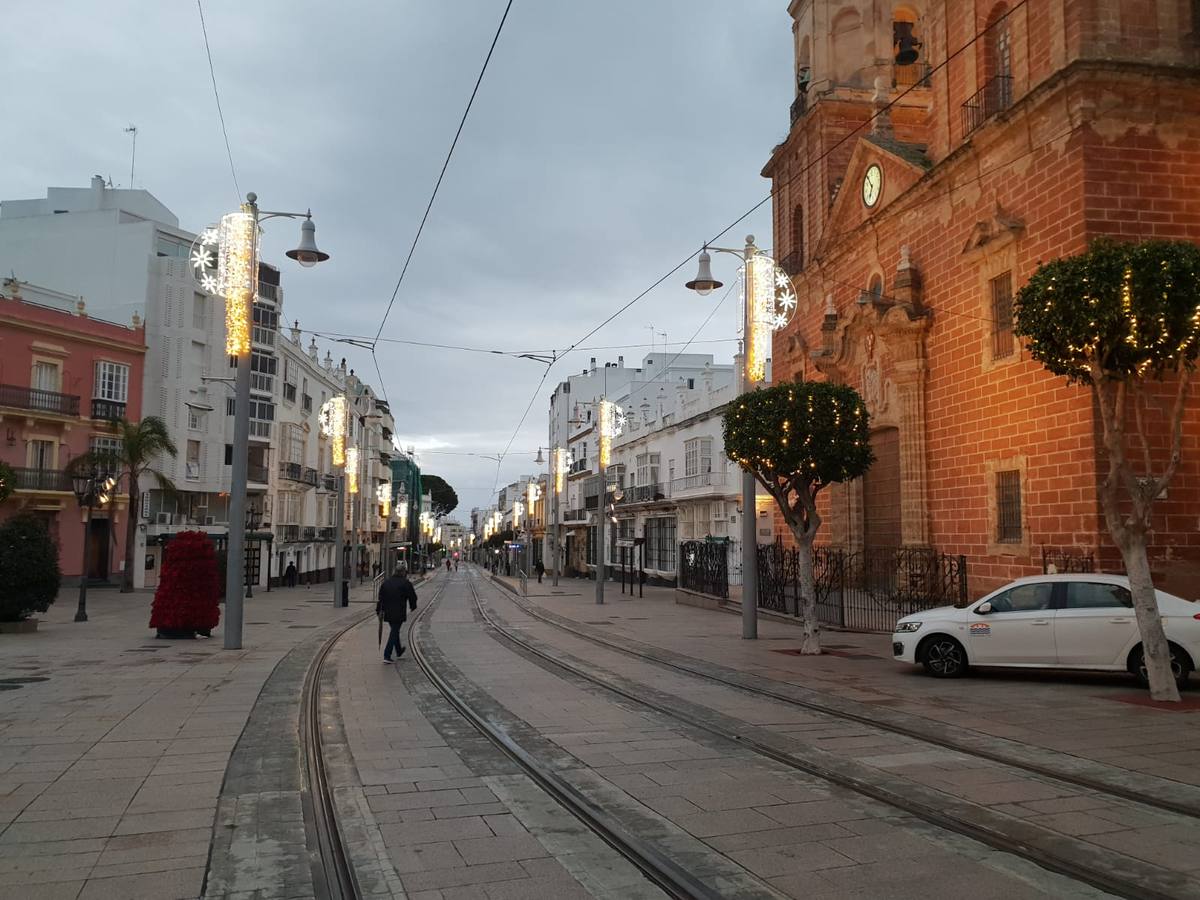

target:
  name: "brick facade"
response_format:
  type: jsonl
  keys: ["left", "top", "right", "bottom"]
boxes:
{"left": 766, "top": 0, "right": 1200, "bottom": 598}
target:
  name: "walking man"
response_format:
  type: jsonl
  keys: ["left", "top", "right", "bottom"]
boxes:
{"left": 377, "top": 563, "right": 418, "bottom": 663}
{"left": 535, "top": 560, "right": 545, "bottom": 584}
{"left": 284, "top": 560, "right": 297, "bottom": 588}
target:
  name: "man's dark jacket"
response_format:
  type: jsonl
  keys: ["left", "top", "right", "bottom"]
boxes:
{"left": 377, "top": 574, "right": 418, "bottom": 624}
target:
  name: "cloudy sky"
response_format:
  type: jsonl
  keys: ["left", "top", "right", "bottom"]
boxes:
{"left": 3, "top": 0, "right": 791, "bottom": 515}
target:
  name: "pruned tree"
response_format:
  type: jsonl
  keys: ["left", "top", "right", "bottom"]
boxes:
{"left": 69, "top": 417, "right": 177, "bottom": 593}
{"left": 1015, "top": 237, "right": 1200, "bottom": 702}
{"left": 724, "top": 381, "right": 874, "bottom": 654}
{"left": 423, "top": 474, "right": 459, "bottom": 519}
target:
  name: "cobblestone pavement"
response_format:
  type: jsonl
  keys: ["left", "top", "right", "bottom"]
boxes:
{"left": 499, "top": 573, "right": 1200, "bottom": 786}
{"left": 0, "top": 582, "right": 369, "bottom": 900}
{"left": 411, "top": 568, "right": 1126, "bottom": 899}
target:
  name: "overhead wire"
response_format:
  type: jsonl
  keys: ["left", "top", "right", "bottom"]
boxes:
{"left": 195, "top": 0, "right": 241, "bottom": 203}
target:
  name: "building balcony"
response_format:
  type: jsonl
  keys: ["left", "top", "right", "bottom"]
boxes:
{"left": 789, "top": 93, "right": 807, "bottom": 125}
{"left": 11, "top": 466, "right": 73, "bottom": 493}
{"left": 561, "top": 508, "right": 589, "bottom": 524}
{"left": 568, "top": 458, "right": 589, "bottom": 475}
{"left": 618, "top": 483, "right": 671, "bottom": 504}
{"left": 670, "top": 471, "right": 731, "bottom": 497}
{"left": 318, "top": 526, "right": 336, "bottom": 541}
{"left": 91, "top": 399, "right": 126, "bottom": 422}
{"left": 320, "top": 473, "right": 338, "bottom": 492}
{"left": 893, "top": 61, "right": 932, "bottom": 89}
{"left": 280, "top": 524, "right": 300, "bottom": 542}
{"left": 961, "top": 75, "right": 1013, "bottom": 138}
{"left": 302, "top": 525, "right": 317, "bottom": 540}
{"left": 0, "top": 384, "right": 80, "bottom": 418}
{"left": 247, "top": 464, "right": 270, "bottom": 486}
{"left": 279, "top": 461, "right": 318, "bottom": 488}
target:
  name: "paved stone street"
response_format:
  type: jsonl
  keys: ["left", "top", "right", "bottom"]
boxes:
{"left": 0, "top": 582, "right": 372, "bottom": 900}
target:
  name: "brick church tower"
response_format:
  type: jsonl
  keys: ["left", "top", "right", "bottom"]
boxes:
{"left": 764, "top": 0, "right": 1200, "bottom": 597}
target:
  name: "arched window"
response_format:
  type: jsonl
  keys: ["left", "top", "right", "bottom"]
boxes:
{"left": 831, "top": 8, "right": 865, "bottom": 86}
{"left": 788, "top": 205, "right": 805, "bottom": 274}
{"left": 980, "top": 3, "right": 1013, "bottom": 117}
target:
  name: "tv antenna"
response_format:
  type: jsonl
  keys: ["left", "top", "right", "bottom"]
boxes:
{"left": 123, "top": 125, "right": 138, "bottom": 188}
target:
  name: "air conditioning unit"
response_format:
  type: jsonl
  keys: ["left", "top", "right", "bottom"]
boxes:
{"left": 156, "top": 513, "right": 173, "bottom": 525}
{"left": 204, "top": 516, "right": 216, "bottom": 526}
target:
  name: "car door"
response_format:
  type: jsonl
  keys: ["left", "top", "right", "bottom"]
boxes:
{"left": 968, "top": 581, "right": 1056, "bottom": 665}
{"left": 1054, "top": 581, "right": 1135, "bottom": 667}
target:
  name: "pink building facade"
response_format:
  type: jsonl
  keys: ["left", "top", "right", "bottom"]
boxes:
{"left": 0, "top": 278, "right": 146, "bottom": 583}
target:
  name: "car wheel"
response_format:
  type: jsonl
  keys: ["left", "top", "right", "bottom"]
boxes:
{"left": 1133, "top": 644, "right": 1193, "bottom": 691}
{"left": 920, "top": 636, "right": 968, "bottom": 678}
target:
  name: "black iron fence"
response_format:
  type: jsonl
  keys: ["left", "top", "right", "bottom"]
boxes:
{"left": 11, "top": 466, "right": 73, "bottom": 492}
{"left": 961, "top": 75, "right": 1013, "bottom": 137}
{"left": 1042, "top": 546, "right": 1095, "bottom": 574}
{"left": 679, "top": 540, "right": 729, "bottom": 599}
{"left": 758, "top": 543, "right": 968, "bottom": 633}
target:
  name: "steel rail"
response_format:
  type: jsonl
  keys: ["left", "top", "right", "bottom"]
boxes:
{"left": 471, "top": 576, "right": 1196, "bottom": 900}
{"left": 490, "top": 575, "right": 1200, "bottom": 821}
{"left": 408, "top": 572, "right": 730, "bottom": 900}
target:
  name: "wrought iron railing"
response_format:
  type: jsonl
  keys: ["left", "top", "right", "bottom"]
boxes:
{"left": 302, "top": 466, "right": 318, "bottom": 486}
{"left": 1042, "top": 546, "right": 1095, "bottom": 574}
{"left": 961, "top": 75, "right": 1013, "bottom": 137}
{"left": 561, "top": 508, "right": 588, "bottom": 523}
{"left": 281, "top": 524, "right": 300, "bottom": 542}
{"left": 0, "top": 384, "right": 81, "bottom": 416}
{"left": 247, "top": 464, "right": 270, "bottom": 484}
{"left": 302, "top": 526, "right": 317, "bottom": 540}
{"left": 679, "top": 540, "right": 729, "bottom": 599}
{"left": 318, "top": 526, "right": 336, "bottom": 541}
{"left": 893, "top": 61, "right": 932, "bottom": 88}
{"left": 620, "top": 483, "right": 669, "bottom": 504}
{"left": 91, "top": 398, "right": 126, "bottom": 421}
{"left": 670, "top": 472, "right": 729, "bottom": 493}
{"left": 789, "top": 93, "right": 807, "bottom": 124}
{"left": 758, "top": 543, "right": 968, "bottom": 633}
{"left": 320, "top": 473, "right": 338, "bottom": 491}
{"left": 12, "top": 467, "right": 73, "bottom": 492}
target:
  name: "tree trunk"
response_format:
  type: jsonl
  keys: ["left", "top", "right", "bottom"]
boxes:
{"left": 1121, "top": 533, "right": 1179, "bottom": 702}
{"left": 796, "top": 538, "right": 821, "bottom": 655}
{"left": 122, "top": 477, "right": 138, "bottom": 593}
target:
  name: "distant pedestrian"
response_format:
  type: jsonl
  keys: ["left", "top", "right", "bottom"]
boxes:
{"left": 284, "top": 561, "right": 297, "bottom": 588}
{"left": 377, "top": 563, "right": 418, "bottom": 663}
{"left": 446, "top": 559, "right": 451, "bottom": 573}
{"left": 535, "top": 560, "right": 545, "bottom": 584}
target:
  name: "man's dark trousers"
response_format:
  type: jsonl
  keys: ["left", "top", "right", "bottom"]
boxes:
{"left": 384, "top": 621, "right": 403, "bottom": 659}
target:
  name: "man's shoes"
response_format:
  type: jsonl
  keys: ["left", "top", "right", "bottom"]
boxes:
{"left": 383, "top": 657, "right": 392, "bottom": 664}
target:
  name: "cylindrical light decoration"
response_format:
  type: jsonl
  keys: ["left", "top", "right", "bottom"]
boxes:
{"left": 398, "top": 499, "right": 409, "bottom": 520}
{"left": 553, "top": 447, "right": 570, "bottom": 495}
{"left": 527, "top": 480, "right": 540, "bottom": 514}
{"left": 217, "top": 209, "right": 258, "bottom": 356}
{"left": 377, "top": 483, "right": 390, "bottom": 517}
{"left": 345, "top": 446, "right": 359, "bottom": 494}
{"left": 319, "top": 396, "right": 348, "bottom": 467}
{"left": 514, "top": 499, "right": 524, "bottom": 524}
{"left": 597, "top": 399, "right": 626, "bottom": 468}
{"left": 741, "top": 251, "right": 798, "bottom": 385}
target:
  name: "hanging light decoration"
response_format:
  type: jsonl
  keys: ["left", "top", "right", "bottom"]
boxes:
{"left": 318, "top": 395, "right": 348, "bottom": 467}
{"left": 345, "top": 446, "right": 359, "bottom": 494}
{"left": 216, "top": 210, "right": 258, "bottom": 356}
{"left": 377, "top": 483, "right": 391, "bottom": 517}
{"left": 597, "top": 399, "right": 626, "bottom": 468}
{"left": 741, "top": 250, "right": 797, "bottom": 385}
{"left": 553, "top": 447, "right": 572, "bottom": 495}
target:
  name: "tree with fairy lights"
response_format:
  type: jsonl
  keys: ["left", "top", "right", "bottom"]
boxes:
{"left": 1015, "top": 238, "right": 1200, "bottom": 702}
{"left": 723, "top": 381, "right": 874, "bottom": 654}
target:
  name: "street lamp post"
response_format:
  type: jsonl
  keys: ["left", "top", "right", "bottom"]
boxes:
{"left": 214, "top": 193, "right": 329, "bottom": 651}
{"left": 684, "top": 235, "right": 771, "bottom": 640}
{"left": 71, "top": 467, "right": 99, "bottom": 623}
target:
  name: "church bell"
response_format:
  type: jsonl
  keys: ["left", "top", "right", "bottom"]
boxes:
{"left": 894, "top": 21, "right": 922, "bottom": 66}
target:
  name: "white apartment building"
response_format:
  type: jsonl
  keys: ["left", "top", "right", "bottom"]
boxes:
{"left": 0, "top": 177, "right": 390, "bottom": 590}
{"left": 547, "top": 352, "right": 771, "bottom": 585}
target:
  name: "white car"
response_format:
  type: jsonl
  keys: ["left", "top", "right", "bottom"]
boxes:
{"left": 892, "top": 574, "right": 1200, "bottom": 688}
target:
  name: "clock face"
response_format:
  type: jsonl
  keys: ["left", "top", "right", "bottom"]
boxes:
{"left": 862, "top": 164, "right": 882, "bottom": 208}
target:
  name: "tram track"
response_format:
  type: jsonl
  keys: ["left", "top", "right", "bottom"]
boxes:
{"left": 408, "top": 574, "right": 730, "bottom": 900}
{"left": 470, "top": 572, "right": 1200, "bottom": 900}
{"left": 489, "top": 573, "right": 1200, "bottom": 821}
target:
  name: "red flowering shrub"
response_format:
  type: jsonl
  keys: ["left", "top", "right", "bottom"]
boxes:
{"left": 149, "top": 531, "right": 220, "bottom": 635}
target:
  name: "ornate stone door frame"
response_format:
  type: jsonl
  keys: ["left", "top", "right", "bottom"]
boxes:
{"left": 814, "top": 301, "right": 931, "bottom": 550}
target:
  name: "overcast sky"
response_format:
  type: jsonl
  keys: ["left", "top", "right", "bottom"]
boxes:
{"left": 3, "top": 0, "right": 791, "bottom": 516}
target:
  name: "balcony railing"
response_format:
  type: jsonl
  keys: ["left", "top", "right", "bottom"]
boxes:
{"left": 671, "top": 471, "right": 730, "bottom": 494}
{"left": 779, "top": 251, "right": 804, "bottom": 276}
{"left": 789, "top": 93, "right": 808, "bottom": 125}
{"left": 561, "top": 508, "right": 588, "bottom": 523}
{"left": 281, "top": 524, "right": 300, "bottom": 542}
{"left": 279, "top": 461, "right": 318, "bottom": 488}
{"left": 247, "top": 464, "right": 270, "bottom": 485}
{"left": 91, "top": 398, "right": 126, "bottom": 421}
{"left": 302, "top": 526, "right": 317, "bottom": 540}
{"left": 569, "top": 458, "right": 589, "bottom": 475}
{"left": 320, "top": 473, "right": 338, "bottom": 492}
{"left": 961, "top": 75, "right": 1013, "bottom": 138}
{"left": 893, "top": 61, "right": 932, "bottom": 88}
{"left": 318, "top": 526, "right": 336, "bottom": 541}
{"left": 0, "top": 384, "right": 81, "bottom": 417}
{"left": 12, "top": 467, "right": 73, "bottom": 492}
{"left": 619, "top": 483, "right": 670, "bottom": 504}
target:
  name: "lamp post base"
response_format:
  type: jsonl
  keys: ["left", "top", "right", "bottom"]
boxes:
{"left": 73, "top": 608, "right": 88, "bottom": 623}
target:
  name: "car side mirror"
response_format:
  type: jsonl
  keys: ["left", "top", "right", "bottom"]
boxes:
{"left": 975, "top": 601, "right": 992, "bottom": 615}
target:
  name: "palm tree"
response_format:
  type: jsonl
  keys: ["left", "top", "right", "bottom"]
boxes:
{"left": 69, "top": 417, "right": 177, "bottom": 593}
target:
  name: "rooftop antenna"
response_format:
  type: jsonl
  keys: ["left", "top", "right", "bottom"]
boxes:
{"left": 646, "top": 324, "right": 656, "bottom": 355}
{"left": 123, "top": 125, "right": 138, "bottom": 188}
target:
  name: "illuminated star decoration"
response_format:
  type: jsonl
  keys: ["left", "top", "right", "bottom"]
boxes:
{"left": 741, "top": 253, "right": 798, "bottom": 384}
